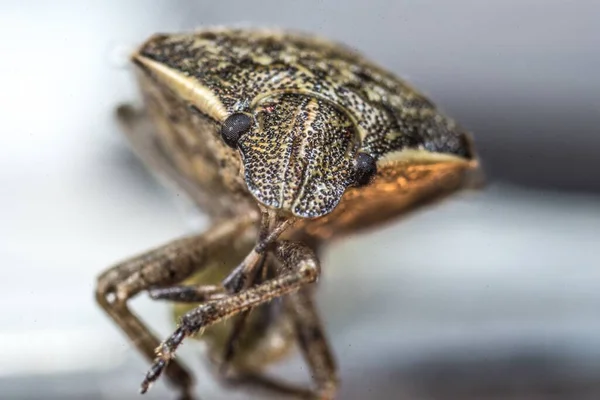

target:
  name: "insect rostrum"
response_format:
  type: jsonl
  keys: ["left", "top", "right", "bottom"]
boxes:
{"left": 96, "top": 27, "right": 479, "bottom": 399}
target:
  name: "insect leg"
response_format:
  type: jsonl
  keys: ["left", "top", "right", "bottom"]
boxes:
{"left": 217, "top": 212, "right": 283, "bottom": 371}
{"left": 96, "top": 213, "right": 257, "bottom": 397}
{"left": 141, "top": 240, "right": 320, "bottom": 393}
{"left": 148, "top": 285, "right": 226, "bottom": 303}
{"left": 221, "top": 211, "right": 293, "bottom": 293}
{"left": 220, "top": 254, "right": 270, "bottom": 372}
{"left": 218, "top": 289, "right": 338, "bottom": 400}
{"left": 147, "top": 210, "right": 271, "bottom": 306}
{"left": 287, "top": 288, "right": 339, "bottom": 399}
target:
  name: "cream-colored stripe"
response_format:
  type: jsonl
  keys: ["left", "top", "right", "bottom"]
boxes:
{"left": 292, "top": 98, "right": 320, "bottom": 210}
{"left": 134, "top": 55, "right": 228, "bottom": 122}
{"left": 280, "top": 97, "right": 311, "bottom": 208}
{"left": 377, "top": 148, "right": 469, "bottom": 166}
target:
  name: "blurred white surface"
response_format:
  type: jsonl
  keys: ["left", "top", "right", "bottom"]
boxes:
{"left": 1, "top": 1, "right": 599, "bottom": 399}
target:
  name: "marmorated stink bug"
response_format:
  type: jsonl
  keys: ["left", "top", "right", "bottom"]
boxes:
{"left": 96, "top": 27, "right": 480, "bottom": 399}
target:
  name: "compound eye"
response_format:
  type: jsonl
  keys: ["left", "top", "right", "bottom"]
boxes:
{"left": 221, "top": 113, "right": 252, "bottom": 148}
{"left": 353, "top": 152, "right": 377, "bottom": 186}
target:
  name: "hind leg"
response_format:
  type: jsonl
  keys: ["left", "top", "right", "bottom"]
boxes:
{"left": 287, "top": 288, "right": 338, "bottom": 399}
{"left": 217, "top": 288, "right": 337, "bottom": 400}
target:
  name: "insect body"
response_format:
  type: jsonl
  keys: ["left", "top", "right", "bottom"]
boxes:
{"left": 96, "top": 27, "right": 479, "bottom": 399}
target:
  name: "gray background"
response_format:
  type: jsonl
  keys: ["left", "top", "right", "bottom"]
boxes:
{"left": 1, "top": 1, "right": 599, "bottom": 399}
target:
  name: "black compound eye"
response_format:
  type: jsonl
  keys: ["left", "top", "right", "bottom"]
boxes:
{"left": 353, "top": 152, "right": 377, "bottom": 186}
{"left": 221, "top": 113, "right": 252, "bottom": 148}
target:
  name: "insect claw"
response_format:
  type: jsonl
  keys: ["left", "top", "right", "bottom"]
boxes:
{"left": 140, "top": 358, "right": 167, "bottom": 394}
{"left": 139, "top": 381, "right": 151, "bottom": 394}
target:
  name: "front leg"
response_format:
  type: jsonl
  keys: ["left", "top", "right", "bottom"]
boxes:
{"left": 141, "top": 240, "right": 321, "bottom": 394}
{"left": 95, "top": 213, "right": 257, "bottom": 398}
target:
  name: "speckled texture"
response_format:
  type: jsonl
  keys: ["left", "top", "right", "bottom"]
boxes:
{"left": 117, "top": 29, "right": 481, "bottom": 396}
{"left": 240, "top": 93, "right": 357, "bottom": 217}
{"left": 135, "top": 27, "right": 475, "bottom": 218}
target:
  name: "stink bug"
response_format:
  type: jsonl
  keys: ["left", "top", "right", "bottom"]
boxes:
{"left": 96, "top": 27, "right": 480, "bottom": 399}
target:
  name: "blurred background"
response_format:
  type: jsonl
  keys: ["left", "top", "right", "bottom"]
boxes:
{"left": 1, "top": 1, "right": 599, "bottom": 399}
